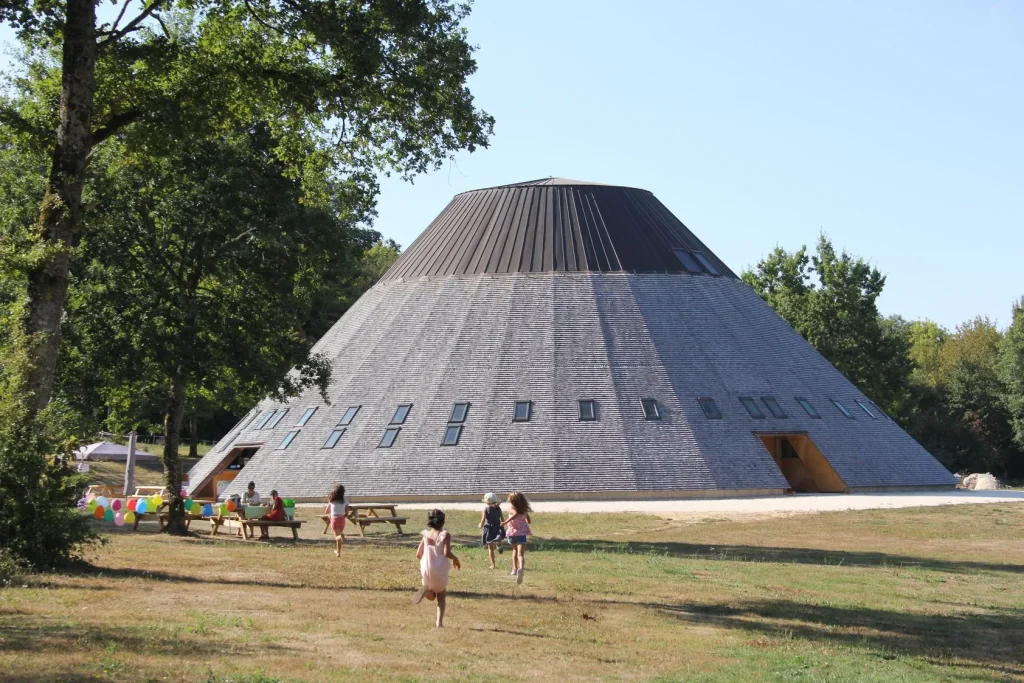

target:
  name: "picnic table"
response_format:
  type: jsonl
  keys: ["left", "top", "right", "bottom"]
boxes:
{"left": 320, "top": 503, "right": 407, "bottom": 537}
{"left": 238, "top": 518, "right": 303, "bottom": 541}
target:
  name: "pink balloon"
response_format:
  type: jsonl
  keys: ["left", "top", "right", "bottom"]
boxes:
{"left": 111, "top": 499, "right": 122, "bottom": 511}
{"left": 180, "top": 488, "right": 188, "bottom": 497}
{"left": 114, "top": 512, "right": 125, "bottom": 527}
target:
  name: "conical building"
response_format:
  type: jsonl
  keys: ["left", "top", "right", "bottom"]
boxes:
{"left": 188, "top": 179, "right": 956, "bottom": 501}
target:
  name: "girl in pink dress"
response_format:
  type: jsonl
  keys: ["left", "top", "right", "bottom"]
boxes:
{"left": 501, "top": 491, "right": 532, "bottom": 584}
{"left": 412, "top": 509, "right": 461, "bottom": 627}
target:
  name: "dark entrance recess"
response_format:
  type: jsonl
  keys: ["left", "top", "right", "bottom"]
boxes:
{"left": 758, "top": 433, "right": 847, "bottom": 493}
{"left": 192, "top": 446, "right": 260, "bottom": 499}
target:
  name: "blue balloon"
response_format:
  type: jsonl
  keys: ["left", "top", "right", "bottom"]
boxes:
{"left": 202, "top": 504, "right": 214, "bottom": 516}
{"left": 136, "top": 500, "right": 148, "bottom": 514}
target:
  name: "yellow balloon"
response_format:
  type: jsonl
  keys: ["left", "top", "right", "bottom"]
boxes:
{"left": 124, "top": 511, "right": 136, "bottom": 524}
{"left": 153, "top": 495, "right": 163, "bottom": 506}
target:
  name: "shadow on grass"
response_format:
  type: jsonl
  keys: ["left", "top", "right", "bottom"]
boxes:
{"left": 529, "top": 538, "right": 1024, "bottom": 574}
{"left": 655, "top": 599, "right": 1024, "bottom": 677}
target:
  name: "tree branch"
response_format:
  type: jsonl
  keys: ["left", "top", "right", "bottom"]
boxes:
{"left": 99, "top": 0, "right": 168, "bottom": 48}
{"left": 91, "top": 109, "right": 145, "bottom": 146}
{"left": 98, "top": 0, "right": 135, "bottom": 38}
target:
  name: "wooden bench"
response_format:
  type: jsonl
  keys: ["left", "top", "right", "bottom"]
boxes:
{"left": 320, "top": 504, "right": 407, "bottom": 536}
{"left": 240, "top": 519, "right": 303, "bottom": 541}
{"left": 158, "top": 512, "right": 205, "bottom": 530}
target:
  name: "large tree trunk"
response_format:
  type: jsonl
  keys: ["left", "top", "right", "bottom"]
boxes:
{"left": 23, "top": 0, "right": 99, "bottom": 412}
{"left": 161, "top": 375, "right": 189, "bottom": 535}
{"left": 189, "top": 414, "right": 199, "bottom": 459}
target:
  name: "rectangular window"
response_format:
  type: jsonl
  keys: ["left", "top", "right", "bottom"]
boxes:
{"left": 441, "top": 425, "right": 462, "bottom": 446}
{"left": 672, "top": 248, "right": 703, "bottom": 273}
{"left": 698, "top": 397, "right": 722, "bottom": 419}
{"left": 692, "top": 252, "right": 721, "bottom": 275}
{"left": 832, "top": 399, "right": 854, "bottom": 419}
{"left": 578, "top": 399, "right": 596, "bottom": 421}
{"left": 761, "top": 396, "right": 787, "bottom": 419}
{"left": 255, "top": 411, "right": 275, "bottom": 430}
{"left": 241, "top": 410, "right": 261, "bottom": 430}
{"left": 856, "top": 400, "right": 878, "bottom": 419}
{"left": 379, "top": 427, "right": 401, "bottom": 448}
{"left": 338, "top": 406, "right": 360, "bottom": 426}
{"left": 795, "top": 397, "right": 820, "bottom": 418}
{"left": 296, "top": 407, "right": 317, "bottom": 426}
{"left": 870, "top": 401, "right": 891, "bottom": 421}
{"left": 641, "top": 398, "right": 661, "bottom": 420}
{"left": 390, "top": 404, "right": 412, "bottom": 425}
{"left": 266, "top": 408, "right": 289, "bottom": 429}
{"left": 739, "top": 396, "right": 765, "bottom": 419}
{"left": 513, "top": 401, "right": 532, "bottom": 422}
{"left": 449, "top": 402, "right": 470, "bottom": 424}
{"left": 322, "top": 429, "right": 345, "bottom": 449}
{"left": 277, "top": 429, "right": 300, "bottom": 450}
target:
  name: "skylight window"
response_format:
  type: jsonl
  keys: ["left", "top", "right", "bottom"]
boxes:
{"left": 266, "top": 408, "right": 289, "bottom": 429}
{"left": 641, "top": 398, "right": 661, "bottom": 420}
{"left": 739, "top": 397, "right": 765, "bottom": 419}
{"left": 513, "top": 401, "right": 532, "bottom": 422}
{"left": 338, "top": 406, "right": 360, "bottom": 426}
{"left": 698, "top": 397, "right": 722, "bottom": 419}
{"left": 296, "top": 407, "right": 318, "bottom": 426}
{"left": 379, "top": 427, "right": 401, "bottom": 448}
{"left": 277, "top": 429, "right": 300, "bottom": 450}
{"left": 672, "top": 248, "right": 703, "bottom": 273}
{"left": 255, "top": 411, "right": 275, "bottom": 430}
{"left": 795, "top": 397, "right": 820, "bottom": 418}
{"left": 832, "top": 400, "right": 854, "bottom": 419}
{"left": 449, "top": 402, "right": 470, "bottom": 424}
{"left": 856, "top": 400, "right": 878, "bottom": 419}
{"left": 441, "top": 425, "right": 462, "bottom": 446}
{"left": 871, "top": 401, "right": 891, "bottom": 421}
{"left": 761, "top": 396, "right": 787, "bottom": 419}
{"left": 390, "top": 404, "right": 412, "bottom": 425}
{"left": 692, "top": 252, "right": 721, "bottom": 275}
{"left": 322, "top": 429, "right": 345, "bottom": 449}
{"left": 578, "top": 400, "right": 596, "bottom": 421}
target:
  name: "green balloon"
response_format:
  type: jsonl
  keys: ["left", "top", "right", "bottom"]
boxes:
{"left": 104, "top": 508, "right": 115, "bottom": 522}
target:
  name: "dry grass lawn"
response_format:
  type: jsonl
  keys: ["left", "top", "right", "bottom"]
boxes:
{"left": 1, "top": 503, "right": 1023, "bottom": 682}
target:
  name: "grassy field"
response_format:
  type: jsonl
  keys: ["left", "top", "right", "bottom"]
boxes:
{"left": 85, "top": 457, "right": 203, "bottom": 488}
{"left": 2, "top": 504, "right": 1023, "bottom": 682}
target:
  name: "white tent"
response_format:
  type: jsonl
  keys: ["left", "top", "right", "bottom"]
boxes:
{"left": 75, "top": 441, "right": 158, "bottom": 462}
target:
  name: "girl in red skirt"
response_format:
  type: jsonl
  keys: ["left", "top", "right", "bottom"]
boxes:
{"left": 324, "top": 484, "right": 349, "bottom": 557}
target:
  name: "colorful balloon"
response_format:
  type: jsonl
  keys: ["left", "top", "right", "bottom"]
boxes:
{"left": 104, "top": 508, "right": 114, "bottom": 522}
{"left": 114, "top": 512, "right": 125, "bottom": 527}
{"left": 111, "top": 499, "right": 122, "bottom": 511}
{"left": 124, "top": 511, "right": 136, "bottom": 524}
{"left": 96, "top": 496, "right": 108, "bottom": 508}
{"left": 202, "top": 504, "right": 213, "bottom": 516}
{"left": 136, "top": 500, "right": 148, "bottom": 514}
{"left": 87, "top": 499, "right": 98, "bottom": 512}
{"left": 127, "top": 498, "right": 137, "bottom": 511}
{"left": 190, "top": 501, "right": 202, "bottom": 514}
{"left": 153, "top": 495, "right": 163, "bottom": 507}
{"left": 226, "top": 500, "right": 236, "bottom": 512}
{"left": 93, "top": 506, "right": 105, "bottom": 519}
{"left": 86, "top": 493, "right": 96, "bottom": 502}
{"left": 179, "top": 488, "right": 188, "bottom": 498}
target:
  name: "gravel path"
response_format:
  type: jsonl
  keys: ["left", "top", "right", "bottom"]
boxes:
{"left": 396, "top": 490, "right": 1024, "bottom": 519}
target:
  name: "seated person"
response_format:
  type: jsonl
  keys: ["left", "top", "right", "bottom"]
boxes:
{"left": 242, "top": 481, "right": 261, "bottom": 505}
{"left": 257, "top": 490, "right": 285, "bottom": 540}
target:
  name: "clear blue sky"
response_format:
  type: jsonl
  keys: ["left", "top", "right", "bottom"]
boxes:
{"left": 4, "top": 1, "right": 1022, "bottom": 330}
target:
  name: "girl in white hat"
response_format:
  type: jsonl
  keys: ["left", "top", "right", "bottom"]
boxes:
{"left": 478, "top": 492, "right": 505, "bottom": 569}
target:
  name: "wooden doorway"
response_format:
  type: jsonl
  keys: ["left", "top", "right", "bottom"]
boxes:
{"left": 191, "top": 446, "right": 261, "bottom": 499}
{"left": 758, "top": 433, "right": 847, "bottom": 493}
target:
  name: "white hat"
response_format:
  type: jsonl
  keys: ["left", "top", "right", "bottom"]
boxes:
{"left": 482, "top": 492, "right": 500, "bottom": 505}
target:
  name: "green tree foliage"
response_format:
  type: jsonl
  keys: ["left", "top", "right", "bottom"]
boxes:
{"left": 998, "top": 299, "right": 1024, "bottom": 455}
{"left": 742, "top": 234, "right": 911, "bottom": 414}
{"left": 906, "top": 320, "right": 947, "bottom": 388}
{"left": 56, "top": 126, "right": 376, "bottom": 532}
{"left": 1, "top": 0, "right": 494, "bottom": 411}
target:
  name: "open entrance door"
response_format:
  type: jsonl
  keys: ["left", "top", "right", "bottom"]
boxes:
{"left": 758, "top": 433, "right": 847, "bottom": 493}
{"left": 191, "top": 446, "right": 261, "bottom": 499}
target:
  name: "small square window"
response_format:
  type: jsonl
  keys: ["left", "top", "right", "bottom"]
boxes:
{"left": 441, "top": 425, "right": 462, "bottom": 446}
{"left": 266, "top": 408, "right": 289, "bottom": 429}
{"left": 322, "top": 429, "right": 345, "bottom": 449}
{"left": 338, "top": 406, "right": 360, "bottom": 426}
{"left": 832, "top": 400, "right": 854, "bottom": 419}
{"left": 761, "top": 396, "right": 787, "bottom": 419}
{"left": 277, "top": 429, "right": 300, "bottom": 450}
{"left": 449, "top": 402, "right": 470, "bottom": 424}
{"left": 672, "top": 248, "right": 703, "bottom": 273}
{"left": 692, "top": 252, "right": 721, "bottom": 276}
{"left": 513, "top": 401, "right": 532, "bottom": 422}
{"left": 856, "top": 400, "right": 878, "bottom": 419}
{"left": 739, "top": 397, "right": 765, "bottom": 419}
{"left": 795, "top": 397, "right": 820, "bottom": 418}
{"left": 296, "top": 407, "right": 318, "bottom": 426}
{"left": 391, "top": 404, "right": 412, "bottom": 425}
{"left": 578, "top": 399, "right": 596, "bottom": 421}
{"left": 698, "top": 397, "right": 722, "bottom": 419}
{"left": 255, "top": 410, "right": 275, "bottom": 430}
{"left": 641, "top": 398, "right": 661, "bottom": 420}
{"left": 379, "top": 427, "right": 401, "bottom": 448}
